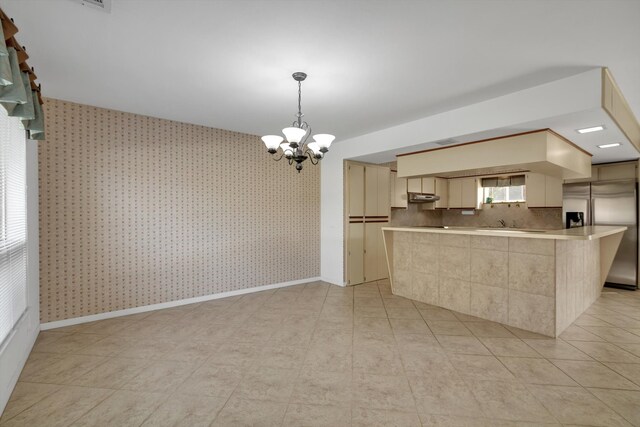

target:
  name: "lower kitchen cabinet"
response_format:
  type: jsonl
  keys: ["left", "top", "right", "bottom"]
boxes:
{"left": 347, "top": 222, "right": 365, "bottom": 285}
{"left": 347, "top": 221, "right": 388, "bottom": 285}
{"left": 364, "top": 222, "right": 389, "bottom": 282}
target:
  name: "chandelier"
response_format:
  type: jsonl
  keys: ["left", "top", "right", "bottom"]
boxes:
{"left": 261, "top": 72, "right": 335, "bottom": 172}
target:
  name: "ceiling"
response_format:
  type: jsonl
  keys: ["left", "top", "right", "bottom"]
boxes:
{"left": 4, "top": 0, "right": 640, "bottom": 147}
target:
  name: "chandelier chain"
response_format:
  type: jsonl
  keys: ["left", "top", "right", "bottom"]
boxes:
{"left": 298, "top": 80, "right": 302, "bottom": 122}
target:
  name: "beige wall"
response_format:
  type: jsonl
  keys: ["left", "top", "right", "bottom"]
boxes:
{"left": 39, "top": 99, "right": 320, "bottom": 323}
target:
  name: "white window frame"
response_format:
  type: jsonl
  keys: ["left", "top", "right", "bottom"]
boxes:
{"left": 0, "top": 106, "right": 27, "bottom": 347}
{"left": 482, "top": 185, "right": 526, "bottom": 204}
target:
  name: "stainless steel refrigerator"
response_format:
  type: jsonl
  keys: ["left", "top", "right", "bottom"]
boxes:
{"left": 563, "top": 179, "right": 638, "bottom": 290}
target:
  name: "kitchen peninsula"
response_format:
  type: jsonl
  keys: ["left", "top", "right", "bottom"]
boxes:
{"left": 382, "top": 225, "right": 627, "bottom": 337}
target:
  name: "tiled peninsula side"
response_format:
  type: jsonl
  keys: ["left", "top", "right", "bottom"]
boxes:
{"left": 382, "top": 227, "right": 625, "bottom": 337}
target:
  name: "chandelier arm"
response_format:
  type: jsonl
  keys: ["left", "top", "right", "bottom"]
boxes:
{"left": 306, "top": 150, "right": 319, "bottom": 165}
{"left": 300, "top": 125, "right": 312, "bottom": 148}
{"left": 271, "top": 151, "right": 285, "bottom": 162}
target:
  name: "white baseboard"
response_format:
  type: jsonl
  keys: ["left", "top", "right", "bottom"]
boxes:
{"left": 320, "top": 277, "right": 346, "bottom": 287}
{"left": 41, "top": 277, "right": 323, "bottom": 330}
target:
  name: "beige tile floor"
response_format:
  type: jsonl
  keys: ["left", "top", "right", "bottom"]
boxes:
{"left": 2, "top": 280, "right": 640, "bottom": 426}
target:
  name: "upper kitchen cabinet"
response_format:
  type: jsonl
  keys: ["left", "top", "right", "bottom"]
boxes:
{"left": 407, "top": 177, "right": 436, "bottom": 194}
{"left": 348, "top": 163, "right": 390, "bottom": 217}
{"left": 448, "top": 177, "right": 479, "bottom": 209}
{"left": 526, "top": 172, "right": 562, "bottom": 207}
{"left": 422, "top": 177, "right": 449, "bottom": 210}
{"left": 347, "top": 163, "right": 365, "bottom": 217}
{"left": 434, "top": 178, "right": 448, "bottom": 208}
{"left": 365, "top": 165, "right": 390, "bottom": 216}
{"left": 596, "top": 163, "right": 637, "bottom": 181}
{"left": 390, "top": 171, "right": 408, "bottom": 208}
{"left": 564, "top": 162, "right": 638, "bottom": 184}
{"left": 407, "top": 177, "right": 421, "bottom": 193}
{"left": 421, "top": 177, "right": 436, "bottom": 194}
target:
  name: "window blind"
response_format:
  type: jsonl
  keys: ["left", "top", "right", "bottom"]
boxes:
{"left": 0, "top": 104, "right": 26, "bottom": 346}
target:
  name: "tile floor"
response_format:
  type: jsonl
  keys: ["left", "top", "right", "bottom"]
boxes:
{"left": 2, "top": 280, "right": 640, "bottom": 426}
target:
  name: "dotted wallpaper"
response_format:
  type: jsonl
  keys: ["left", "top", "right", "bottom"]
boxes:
{"left": 39, "top": 98, "right": 320, "bottom": 322}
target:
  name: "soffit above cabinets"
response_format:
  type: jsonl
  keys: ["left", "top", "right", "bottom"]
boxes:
{"left": 352, "top": 68, "right": 640, "bottom": 166}
{"left": 396, "top": 129, "right": 592, "bottom": 180}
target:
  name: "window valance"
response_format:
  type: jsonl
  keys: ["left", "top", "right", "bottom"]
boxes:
{"left": 0, "top": 8, "right": 44, "bottom": 140}
{"left": 481, "top": 174, "right": 525, "bottom": 188}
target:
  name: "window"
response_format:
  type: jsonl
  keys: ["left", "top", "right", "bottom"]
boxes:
{"left": 0, "top": 106, "right": 27, "bottom": 346}
{"left": 481, "top": 175, "right": 526, "bottom": 204}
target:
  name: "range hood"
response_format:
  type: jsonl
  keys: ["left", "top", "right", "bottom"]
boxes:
{"left": 408, "top": 193, "right": 440, "bottom": 203}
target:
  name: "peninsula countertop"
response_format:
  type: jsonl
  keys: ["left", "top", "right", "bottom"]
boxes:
{"left": 381, "top": 225, "right": 627, "bottom": 240}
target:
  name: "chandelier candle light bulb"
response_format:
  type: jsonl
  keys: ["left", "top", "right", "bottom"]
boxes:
{"left": 261, "top": 72, "right": 335, "bottom": 172}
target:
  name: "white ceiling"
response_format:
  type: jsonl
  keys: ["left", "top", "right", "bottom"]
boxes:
{"left": 3, "top": 0, "right": 640, "bottom": 146}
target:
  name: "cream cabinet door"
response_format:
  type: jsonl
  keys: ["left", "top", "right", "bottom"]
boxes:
{"left": 377, "top": 167, "right": 390, "bottom": 216}
{"left": 461, "top": 178, "right": 478, "bottom": 209}
{"left": 407, "top": 178, "right": 422, "bottom": 193}
{"left": 364, "top": 166, "right": 378, "bottom": 217}
{"left": 391, "top": 171, "right": 408, "bottom": 208}
{"left": 545, "top": 175, "right": 563, "bottom": 207}
{"left": 598, "top": 163, "right": 637, "bottom": 181}
{"left": 364, "top": 221, "right": 388, "bottom": 282}
{"left": 526, "top": 173, "right": 546, "bottom": 208}
{"left": 449, "top": 179, "right": 462, "bottom": 208}
{"left": 348, "top": 163, "right": 364, "bottom": 217}
{"left": 421, "top": 177, "right": 436, "bottom": 194}
{"left": 435, "top": 178, "right": 448, "bottom": 208}
{"left": 364, "top": 222, "right": 379, "bottom": 282}
{"left": 348, "top": 222, "right": 365, "bottom": 285}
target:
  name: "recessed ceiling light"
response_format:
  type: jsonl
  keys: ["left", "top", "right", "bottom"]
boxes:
{"left": 597, "top": 143, "right": 621, "bottom": 149}
{"left": 577, "top": 125, "right": 605, "bottom": 134}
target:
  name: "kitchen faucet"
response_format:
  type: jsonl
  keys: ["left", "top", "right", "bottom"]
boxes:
{"left": 498, "top": 219, "right": 506, "bottom": 228}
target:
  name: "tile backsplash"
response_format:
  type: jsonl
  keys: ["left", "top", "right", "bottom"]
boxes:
{"left": 391, "top": 203, "right": 563, "bottom": 230}
{"left": 390, "top": 204, "right": 442, "bottom": 226}
{"left": 442, "top": 204, "right": 563, "bottom": 229}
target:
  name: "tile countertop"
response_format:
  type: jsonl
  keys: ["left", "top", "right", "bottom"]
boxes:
{"left": 381, "top": 225, "right": 627, "bottom": 240}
